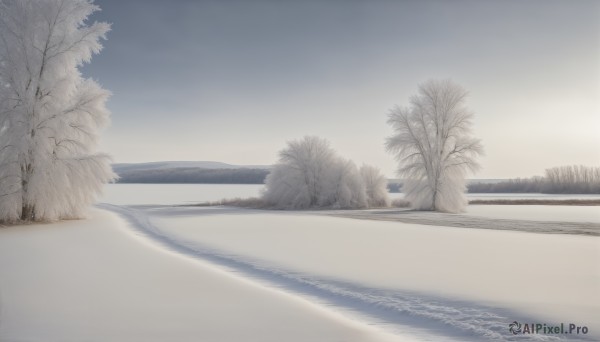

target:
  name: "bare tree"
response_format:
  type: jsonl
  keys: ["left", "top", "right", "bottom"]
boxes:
{"left": 0, "top": 0, "right": 115, "bottom": 222}
{"left": 543, "top": 165, "right": 600, "bottom": 194}
{"left": 386, "top": 79, "right": 483, "bottom": 213}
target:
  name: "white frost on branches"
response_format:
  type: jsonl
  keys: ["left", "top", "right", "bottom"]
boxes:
{"left": 386, "top": 79, "right": 483, "bottom": 213}
{"left": 263, "top": 136, "right": 389, "bottom": 209}
{"left": 0, "top": 0, "right": 115, "bottom": 222}
{"left": 360, "top": 164, "right": 391, "bottom": 208}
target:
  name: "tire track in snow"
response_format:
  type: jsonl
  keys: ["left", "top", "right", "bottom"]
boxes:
{"left": 100, "top": 204, "right": 587, "bottom": 342}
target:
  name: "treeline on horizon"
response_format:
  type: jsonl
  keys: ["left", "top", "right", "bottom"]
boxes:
{"left": 115, "top": 165, "right": 600, "bottom": 194}
{"left": 467, "top": 165, "right": 600, "bottom": 194}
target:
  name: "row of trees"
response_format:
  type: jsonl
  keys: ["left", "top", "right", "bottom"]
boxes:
{"left": 469, "top": 166, "right": 600, "bottom": 194}
{"left": 262, "top": 136, "right": 389, "bottom": 209}
{"left": 468, "top": 178, "right": 543, "bottom": 193}
{"left": 544, "top": 165, "right": 600, "bottom": 193}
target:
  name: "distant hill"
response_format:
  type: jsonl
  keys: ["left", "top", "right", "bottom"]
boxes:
{"left": 112, "top": 161, "right": 270, "bottom": 174}
{"left": 112, "top": 161, "right": 271, "bottom": 184}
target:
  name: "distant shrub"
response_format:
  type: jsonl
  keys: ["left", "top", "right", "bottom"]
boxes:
{"left": 263, "top": 136, "right": 390, "bottom": 209}
{"left": 391, "top": 198, "right": 411, "bottom": 208}
{"left": 360, "top": 165, "right": 391, "bottom": 207}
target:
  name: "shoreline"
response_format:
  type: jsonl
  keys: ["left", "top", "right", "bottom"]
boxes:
{"left": 468, "top": 199, "right": 600, "bottom": 205}
{"left": 186, "top": 197, "right": 600, "bottom": 209}
{"left": 177, "top": 201, "right": 600, "bottom": 236}
{"left": 320, "top": 209, "right": 600, "bottom": 236}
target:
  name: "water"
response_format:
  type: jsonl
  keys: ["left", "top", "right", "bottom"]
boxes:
{"left": 99, "top": 183, "right": 264, "bottom": 205}
{"left": 102, "top": 184, "right": 600, "bottom": 206}
{"left": 99, "top": 184, "right": 599, "bottom": 222}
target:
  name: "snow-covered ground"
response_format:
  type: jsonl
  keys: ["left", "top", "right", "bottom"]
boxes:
{"left": 327, "top": 208, "right": 600, "bottom": 235}
{"left": 2, "top": 183, "right": 598, "bottom": 341}
{"left": 110, "top": 204, "right": 599, "bottom": 341}
{"left": 466, "top": 205, "right": 600, "bottom": 223}
{"left": 0, "top": 208, "right": 399, "bottom": 342}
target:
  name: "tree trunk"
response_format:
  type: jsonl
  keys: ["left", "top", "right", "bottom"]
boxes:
{"left": 21, "top": 203, "right": 34, "bottom": 221}
{"left": 20, "top": 162, "right": 34, "bottom": 221}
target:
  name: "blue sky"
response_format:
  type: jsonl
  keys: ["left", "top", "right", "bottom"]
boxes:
{"left": 84, "top": 0, "right": 599, "bottom": 178}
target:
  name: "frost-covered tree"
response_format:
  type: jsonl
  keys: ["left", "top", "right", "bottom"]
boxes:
{"left": 263, "top": 136, "right": 386, "bottom": 209}
{"left": 263, "top": 136, "right": 335, "bottom": 208}
{"left": 0, "top": 0, "right": 115, "bottom": 222}
{"left": 323, "top": 158, "right": 367, "bottom": 209}
{"left": 386, "top": 79, "right": 483, "bottom": 213}
{"left": 360, "top": 164, "right": 390, "bottom": 207}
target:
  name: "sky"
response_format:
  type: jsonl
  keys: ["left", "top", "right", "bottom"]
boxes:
{"left": 83, "top": 0, "right": 600, "bottom": 179}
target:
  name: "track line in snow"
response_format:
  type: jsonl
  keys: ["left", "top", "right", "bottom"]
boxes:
{"left": 99, "top": 204, "right": 590, "bottom": 342}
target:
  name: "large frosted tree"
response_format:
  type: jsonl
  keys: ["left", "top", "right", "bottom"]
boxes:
{"left": 0, "top": 0, "right": 115, "bottom": 222}
{"left": 386, "top": 79, "right": 483, "bottom": 213}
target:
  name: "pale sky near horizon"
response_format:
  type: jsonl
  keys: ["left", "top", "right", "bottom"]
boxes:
{"left": 84, "top": 0, "right": 600, "bottom": 179}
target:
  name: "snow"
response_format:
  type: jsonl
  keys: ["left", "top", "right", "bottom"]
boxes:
{"left": 327, "top": 208, "right": 600, "bottom": 235}
{"left": 0, "top": 208, "right": 399, "bottom": 342}
{"left": 2, "top": 183, "right": 598, "bottom": 341}
{"left": 466, "top": 205, "right": 600, "bottom": 223}
{"left": 119, "top": 205, "right": 599, "bottom": 341}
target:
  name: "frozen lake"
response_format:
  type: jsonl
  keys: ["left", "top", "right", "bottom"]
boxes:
{"left": 102, "top": 183, "right": 600, "bottom": 205}
{"left": 99, "top": 184, "right": 600, "bottom": 223}
{"left": 99, "top": 183, "right": 264, "bottom": 205}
